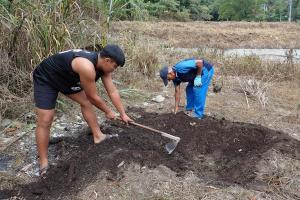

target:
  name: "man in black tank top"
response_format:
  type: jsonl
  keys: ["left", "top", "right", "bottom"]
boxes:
{"left": 32, "top": 44, "right": 133, "bottom": 176}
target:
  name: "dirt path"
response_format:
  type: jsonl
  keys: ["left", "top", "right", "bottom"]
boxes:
{"left": 1, "top": 108, "right": 299, "bottom": 199}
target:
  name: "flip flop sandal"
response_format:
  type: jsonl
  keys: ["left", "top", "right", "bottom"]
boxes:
{"left": 39, "top": 165, "right": 49, "bottom": 178}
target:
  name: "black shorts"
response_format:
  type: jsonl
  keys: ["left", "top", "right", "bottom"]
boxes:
{"left": 33, "top": 76, "right": 59, "bottom": 110}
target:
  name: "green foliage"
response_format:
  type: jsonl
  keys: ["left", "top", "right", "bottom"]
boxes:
{"left": 1, "top": 0, "right": 300, "bottom": 22}
{"left": 294, "top": 0, "right": 300, "bottom": 20}
{"left": 259, "top": 0, "right": 288, "bottom": 21}
{"left": 182, "top": 0, "right": 212, "bottom": 20}
{"left": 108, "top": 0, "right": 300, "bottom": 21}
{"left": 215, "top": 0, "right": 264, "bottom": 21}
{"left": 110, "top": 0, "right": 150, "bottom": 20}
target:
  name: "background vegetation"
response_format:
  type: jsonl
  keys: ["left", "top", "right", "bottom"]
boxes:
{"left": 106, "top": 0, "right": 300, "bottom": 21}
{"left": 0, "top": 0, "right": 105, "bottom": 119}
{"left": 0, "top": 0, "right": 299, "bottom": 121}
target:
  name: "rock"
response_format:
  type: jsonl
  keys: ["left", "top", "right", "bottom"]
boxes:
{"left": 152, "top": 95, "right": 165, "bottom": 103}
{"left": 213, "top": 84, "right": 222, "bottom": 93}
{"left": 143, "top": 102, "right": 149, "bottom": 106}
{"left": 75, "top": 115, "right": 82, "bottom": 121}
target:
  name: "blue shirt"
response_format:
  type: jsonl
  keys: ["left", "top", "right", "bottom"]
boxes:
{"left": 172, "top": 58, "right": 212, "bottom": 86}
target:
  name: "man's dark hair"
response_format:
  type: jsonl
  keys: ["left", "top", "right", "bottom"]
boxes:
{"left": 100, "top": 44, "right": 125, "bottom": 67}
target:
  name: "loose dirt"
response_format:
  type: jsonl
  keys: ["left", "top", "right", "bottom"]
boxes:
{"left": 1, "top": 108, "right": 299, "bottom": 199}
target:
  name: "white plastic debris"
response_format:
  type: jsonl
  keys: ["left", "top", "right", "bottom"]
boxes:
{"left": 190, "top": 122, "right": 196, "bottom": 126}
{"left": 117, "top": 161, "right": 125, "bottom": 168}
{"left": 152, "top": 95, "right": 165, "bottom": 103}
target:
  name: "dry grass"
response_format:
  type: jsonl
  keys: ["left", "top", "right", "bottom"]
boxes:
{"left": 111, "top": 31, "right": 161, "bottom": 90}
{"left": 0, "top": 1, "right": 105, "bottom": 120}
{"left": 0, "top": 50, "right": 32, "bottom": 120}
{"left": 112, "top": 21, "right": 300, "bottom": 49}
{"left": 256, "top": 150, "right": 300, "bottom": 200}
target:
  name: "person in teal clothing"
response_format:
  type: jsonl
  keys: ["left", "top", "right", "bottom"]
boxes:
{"left": 159, "top": 58, "right": 214, "bottom": 119}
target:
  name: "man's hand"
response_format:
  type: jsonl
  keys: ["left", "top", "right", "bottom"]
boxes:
{"left": 120, "top": 113, "right": 133, "bottom": 125}
{"left": 105, "top": 111, "right": 116, "bottom": 120}
{"left": 194, "top": 75, "right": 202, "bottom": 87}
{"left": 174, "top": 105, "right": 179, "bottom": 114}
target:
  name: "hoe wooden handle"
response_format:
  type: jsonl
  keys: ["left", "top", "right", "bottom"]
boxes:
{"left": 129, "top": 121, "right": 180, "bottom": 141}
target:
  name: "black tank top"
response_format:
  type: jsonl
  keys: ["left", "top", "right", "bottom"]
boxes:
{"left": 33, "top": 49, "right": 104, "bottom": 94}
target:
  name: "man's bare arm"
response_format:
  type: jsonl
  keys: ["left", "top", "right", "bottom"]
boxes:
{"left": 195, "top": 60, "right": 203, "bottom": 75}
{"left": 101, "top": 73, "right": 126, "bottom": 116}
{"left": 72, "top": 58, "right": 113, "bottom": 115}
{"left": 174, "top": 85, "right": 180, "bottom": 114}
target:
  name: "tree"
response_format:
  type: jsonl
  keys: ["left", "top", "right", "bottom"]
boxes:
{"left": 292, "top": 0, "right": 300, "bottom": 20}
{"left": 187, "top": 0, "right": 212, "bottom": 20}
{"left": 215, "top": 0, "right": 266, "bottom": 21}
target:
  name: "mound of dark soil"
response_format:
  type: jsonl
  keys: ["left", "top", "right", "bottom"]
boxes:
{"left": 1, "top": 109, "right": 299, "bottom": 199}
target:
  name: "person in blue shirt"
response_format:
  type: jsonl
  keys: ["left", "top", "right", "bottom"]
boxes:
{"left": 159, "top": 58, "right": 214, "bottom": 119}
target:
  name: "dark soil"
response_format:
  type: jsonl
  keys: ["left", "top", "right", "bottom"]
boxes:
{"left": 1, "top": 108, "right": 300, "bottom": 199}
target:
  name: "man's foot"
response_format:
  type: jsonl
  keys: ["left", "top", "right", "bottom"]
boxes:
{"left": 39, "top": 165, "right": 49, "bottom": 178}
{"left": 94, "top": 134, "right": 119, "bottom": 144}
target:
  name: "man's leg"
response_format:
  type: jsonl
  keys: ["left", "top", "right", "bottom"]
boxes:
{"left": 35, "top": 108, "right": 55, "bottom": 169}
{"left": 66, "top": 91, "right": 106, "bottom": 143}
{"left": 185, "top": 82, "right": 194, "bottom": 111}
{"left": 194, "top": 68, "right": 214, "bottom": 118}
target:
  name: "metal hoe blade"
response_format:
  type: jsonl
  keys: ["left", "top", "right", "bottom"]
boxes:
{"left": 165, "top": 139, "right": 180, "bottom": 154}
